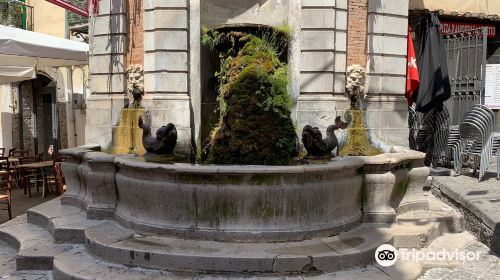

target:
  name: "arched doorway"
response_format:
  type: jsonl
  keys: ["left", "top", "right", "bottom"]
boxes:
{"left": 33, "top": 74, "right": 59, "bottom": 155}
{"left": 16, "top": 74, "right": 59, "bottom": 158}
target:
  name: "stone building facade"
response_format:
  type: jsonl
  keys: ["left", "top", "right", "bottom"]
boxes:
{"left": 86, "top": 0, "right": 411, "bottom": 154}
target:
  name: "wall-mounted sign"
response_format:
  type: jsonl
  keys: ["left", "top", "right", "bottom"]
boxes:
{"left": 485, "top": 64, "right": 500, "bottom": 109}
{"left": 440, "top": 21, "right": 496, "bottom": 38}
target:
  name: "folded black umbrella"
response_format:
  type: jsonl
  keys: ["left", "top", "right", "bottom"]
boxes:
{"left": 413, "top": 14, "right": 451, "bottom": 113}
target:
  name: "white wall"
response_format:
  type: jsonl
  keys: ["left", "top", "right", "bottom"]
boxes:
{"left": 0, "top": 84, "right": 13, "bottom": 151}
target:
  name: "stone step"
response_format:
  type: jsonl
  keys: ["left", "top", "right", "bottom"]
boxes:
{"left": 391, "top": 198, "right": 464, "bottom": 249}
{"left": 0, "top": 215, "right": 53, "bottom": 252}
{"left": 27, "top": 198, "right": 108, "bottom": 244}
{"left": 5, "top": 270, "right": 53, "bottom": 280}
{"left": 0, "top": 214, "right": 74, "bottom": 271}
{"left": 53, "top": 245, "right": 421, "bottom": 280}
{"left": 84, "top": 221, "right": 393, "bottom": 274}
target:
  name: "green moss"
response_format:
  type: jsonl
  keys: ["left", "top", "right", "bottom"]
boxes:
{"left": 339, "top": 110, "right": 383, "bottom": 156}
{"left": 204, "top": 29, "right": 298, "bottom": 165}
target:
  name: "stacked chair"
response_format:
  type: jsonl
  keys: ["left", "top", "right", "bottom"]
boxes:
{"left": 455, "top": 105, "right": 499, "bottom": 181}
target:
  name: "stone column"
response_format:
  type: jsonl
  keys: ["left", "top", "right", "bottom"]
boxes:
{"left": 86, "top": 0, "right": 128, "bottom": 148}
{"left": 365, "top": 0, "right": 410, "bottom": 147}
{"left": 143, "top": 0, "right": 192, "bottom": 155}
{"left": 296, "top": 0, "right": 348, "bottom": 134}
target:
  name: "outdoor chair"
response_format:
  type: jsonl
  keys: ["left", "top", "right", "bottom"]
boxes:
{"left": 455, "top": 105, "right": 497, "bottom": 181}
{"left": 0, "top": 166, "right": 12, "bottom": 220}
{"left": 53, "top": 162, "right": 66, "bottom": 196}
{"left": 18, "top": 156, "right": 43, "bottom": 197}
{"left": 8, "top": 148, "right": 16, "bottom": 158}
{"left": 11, "top": 150, "right": 30, "bottom": 158}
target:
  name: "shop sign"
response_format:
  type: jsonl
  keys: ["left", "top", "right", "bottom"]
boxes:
{"left": 440, "top": 21, "right": 496, "bottom": 38}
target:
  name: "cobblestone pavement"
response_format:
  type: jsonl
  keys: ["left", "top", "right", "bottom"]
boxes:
{"left": 419, "top": 242, "right": 500, "bottom": 280}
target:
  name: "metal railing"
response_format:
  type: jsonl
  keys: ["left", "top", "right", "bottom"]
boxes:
{"left": 0, "top": 0, "right": 33, "bottom": 31}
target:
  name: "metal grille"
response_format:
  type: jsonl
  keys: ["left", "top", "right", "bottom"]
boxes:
{"left": 444, "top": 27, "right": 488, "bottom": 126}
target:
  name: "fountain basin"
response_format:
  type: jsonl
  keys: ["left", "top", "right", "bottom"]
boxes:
{"left": 60, "top": 145, "right": 428, "bottom": 242}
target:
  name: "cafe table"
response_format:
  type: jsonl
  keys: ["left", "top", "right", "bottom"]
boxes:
{"left": 17, "top": 161, "right": 53, "bottom": 197}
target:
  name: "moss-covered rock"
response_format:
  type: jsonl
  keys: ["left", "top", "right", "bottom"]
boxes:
{"left": 205, "top": 30, "right": 298, "bottom": 165}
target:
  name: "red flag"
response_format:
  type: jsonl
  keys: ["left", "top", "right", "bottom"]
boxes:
{"left": 406, "top": 27, "right": 420, "bottom": 106}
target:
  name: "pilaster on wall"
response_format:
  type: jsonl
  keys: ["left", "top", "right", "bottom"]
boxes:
{"left": 86, "top": 0, "right": 128, "bottom": 147}
{"left": 366, "top": 0, "right": 410, "bottom": 146}
{"left": 88, "top": 0, "right": 127, "bottom": 95}
{"left": 347, "top": 0, "right": 368, "bottom": 66}
{"left": 297, "top": 0, "right": 348, "bottom": 132}
{"left": 142, "top": 0, "right": 192, "bottom": 155}
{"left": 126, "top": 0, "right": 144, "bottom": 66}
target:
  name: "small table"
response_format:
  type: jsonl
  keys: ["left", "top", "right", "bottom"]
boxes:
{"left": 17, "top": 161, "right": 53, "bottom": 197}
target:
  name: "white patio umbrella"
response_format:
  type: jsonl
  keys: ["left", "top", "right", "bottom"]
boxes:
{"left": 0, "top": 25, "right": 88, "bottom": 84}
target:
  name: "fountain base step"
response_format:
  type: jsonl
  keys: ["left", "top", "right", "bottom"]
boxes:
{"left": 0, "top": 196, "right": 464, "bottom": 278}
{"left": 84, "top": 220, "right": 392, "bottom": 274}
{"left": 27, "top": 198, "right": 108, "bottom": 244}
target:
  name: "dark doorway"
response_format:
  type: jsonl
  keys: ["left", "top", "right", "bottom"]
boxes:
{"left": 34, "top": 74, "right": 58, "bottom": 159}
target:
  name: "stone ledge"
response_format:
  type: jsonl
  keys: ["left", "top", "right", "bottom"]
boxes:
{"left": 84, "top": 220, "right": 392, "bottom": 273}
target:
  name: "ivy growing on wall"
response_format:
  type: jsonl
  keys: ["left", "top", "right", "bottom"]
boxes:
{"left": 0, "top": 0, "right": 24, "bottom": 28}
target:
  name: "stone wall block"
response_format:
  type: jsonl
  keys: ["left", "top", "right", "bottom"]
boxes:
{"left": 301, "top": 9, "right": 335, "bottom": 29}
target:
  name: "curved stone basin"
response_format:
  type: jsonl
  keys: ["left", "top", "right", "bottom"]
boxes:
{"left": 59, "top": 145, "right": 428, "bottom": 242}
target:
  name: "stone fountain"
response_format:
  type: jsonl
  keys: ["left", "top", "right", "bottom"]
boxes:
{"left": 0, "top": 1, "right": 464, "bottom": 279}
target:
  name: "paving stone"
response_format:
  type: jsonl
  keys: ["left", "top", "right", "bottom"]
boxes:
{"left": 0, "top": 240, "right": 17, "bottom": 277}
{"left": 419, "top": 268, "right": 452, "bottom": 280}
{"left": 441, "top": 269, "right": 480, "bottom": 280}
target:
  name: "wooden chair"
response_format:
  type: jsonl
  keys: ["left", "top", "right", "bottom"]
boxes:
{"left": 0, "top": 148, "right": 5, "bottom": 157}
{"left": 18, "top": 156, "right": 42, "bottom": 197}
{"left": 53, "top": 162, "right": 66, "bottom": 196}
{"left": 11, "top": 150, "right": 29, "bottom": 158}
{"left": 0, "top": 162, "right": 12, "bottom": 220}
{"left": 8, "top": 148, "right": 16, "bottom": 157}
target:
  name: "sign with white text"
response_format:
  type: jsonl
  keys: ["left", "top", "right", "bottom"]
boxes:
{"left": 485, "top": 64, "right": 500, "bottom": 109}
{"left": 440, "top": 22, "right": 496, "bottom": 38}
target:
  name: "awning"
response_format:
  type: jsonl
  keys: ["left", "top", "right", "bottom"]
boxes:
{"left": 0, "top": 25, "right": 89, "bottom": 84}
{"left": 409, "top": 0, "right": 500, "bottom": 20}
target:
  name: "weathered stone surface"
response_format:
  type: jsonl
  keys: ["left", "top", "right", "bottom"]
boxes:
{"left": 91, "top": 35, "right": 127, "bottom": 55}
{"left": 368, "top": 55, "right": 407, "bottom": 75}
{"left": 144, "top": 72, "right": 188, "bottom": 93}
{"left": 301, "top": 30, "right": 335, "bottom": 50}
{"left": 368, "top": 35, "right": 407, "bottom": 56}
{"left": 84, "top": 220, "right": 391, "bottom": 273}
{"left": 368, "top": 0, "right": 409, "bottom": 16}
{"left": 89, "top": 74, "right": 125, "bottom": 93}
{"left": 301, "top": 0, "right": 336, "bottom": 7}
{"left": 144, "top": 31, "right": 188, "bottom": 51}
{"left": 144, "top": 10, "right": 188, "bottom": 30}
{"left": 144, "top": 52, "right": 188, "bottom": 72}
{"left": 89, "top": 55, "right": 125, "bottom": 74}
{"left": 301, "top": 9, "right": 335, "bottom": 29}
{"left": 301, "top": 52, "right": 334, "bottom": 72}
{"left": 368, "top": 14, "right": 408, "bottom": 36}
{"left": 90, "top": 15, "right": 127, "bottom": 36}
